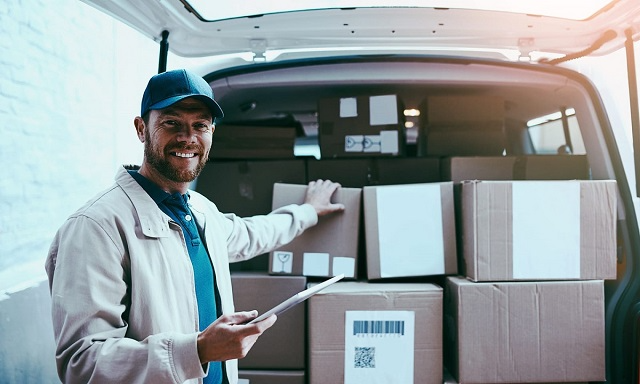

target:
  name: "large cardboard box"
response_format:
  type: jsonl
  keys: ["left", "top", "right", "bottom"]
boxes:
{"left": 269, "top": 183, "right": 362, "bottom": 278}
{"left": 238, "top": 370, "right": 305, "bottom": 384}
{"left": 318, "top": 94, "right": 405, "bottom": 158}
{"left": 308, "top": 282, "right": 443, "bottom": 384}
{"left": 444, "top": 277, "right": 605, "bottom": 383}
{"left": 231, "top": 273, "right": 307, "bottom": 369}
{"left": 363, "top": 182, "right": 457, "bottom": 279}
{"left": 460, "top": 180, "right": 617, "bottom": 281}
{"left": 441, "top": 155, "right": 590, "bottom": 183}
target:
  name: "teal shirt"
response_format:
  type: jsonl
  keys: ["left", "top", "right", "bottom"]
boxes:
{"left": 129, "top": 171, "right": 223, "bottom": 384}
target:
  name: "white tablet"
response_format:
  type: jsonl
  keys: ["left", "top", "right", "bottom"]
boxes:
{"left": 247, "top": 273, "right": 345, "bottom": 324}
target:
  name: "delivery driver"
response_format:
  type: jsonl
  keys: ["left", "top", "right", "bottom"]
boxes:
{"left": 46, "top": 69, "right": 344, "bottom": 384}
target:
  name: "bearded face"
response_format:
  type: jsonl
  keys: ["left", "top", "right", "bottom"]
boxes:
{"left": 143, "top": 127, "right": 209, "bottom": 183}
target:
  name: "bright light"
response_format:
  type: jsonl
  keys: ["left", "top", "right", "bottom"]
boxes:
{"left": 405, "top": 121, "right": 415, "bottom": 128}
{"left": 527, "top": 108, "right": 576, "bottom": 127}
{"left": 404, "top": 108, "right": 420, "bottom": 117}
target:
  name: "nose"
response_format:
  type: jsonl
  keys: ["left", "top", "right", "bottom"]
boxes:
{"left": 175, "top": 126, "right": 197, "bottom": 143}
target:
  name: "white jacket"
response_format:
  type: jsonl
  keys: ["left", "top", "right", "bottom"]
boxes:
{"left": 45, "top": 167, "right": 317, "bottom": 383}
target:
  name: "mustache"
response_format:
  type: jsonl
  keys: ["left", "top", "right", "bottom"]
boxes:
{"left": 167, "top": 144, "right": 204, "bottom": 155}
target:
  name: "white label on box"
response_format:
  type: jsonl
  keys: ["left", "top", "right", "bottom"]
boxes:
{"left": 303, "top": 252, "right": 330, "bottom": 276}
{"left": 332, "top": 257, "right": 356, "bottom": 278}
{"left": 363, "top": 135, "right": 381, "bottom": 153}
{"left": 380, "top": 130, "right": 399, "bottom": 154}
{"left": 512, "top": 181, "right": 581, "bottom": 279}
{"left": 272, "top": 251, "right": 293, "bottom": 273}
{"left": 344, "top": 311, "right": 414, "bottom": 384}
{"left": 340, "top": 97, "right": 358, "bottom": 118}
{"left": 345, "top": 135, "right": 364, "bottom": 152}
{"left": 376, "top": 184, "right": 445, "bottom": 277}
{"left": 369, "top": 95, "right": 398, "bottom": 125}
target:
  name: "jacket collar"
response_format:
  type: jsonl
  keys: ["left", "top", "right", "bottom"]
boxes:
{"left": 115, "top": 166, "right": 172, "bottom": 238}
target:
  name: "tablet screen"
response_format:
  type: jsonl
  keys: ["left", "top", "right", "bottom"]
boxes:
{"left": 247, "top": 273, "right": 344, "bottom": 324}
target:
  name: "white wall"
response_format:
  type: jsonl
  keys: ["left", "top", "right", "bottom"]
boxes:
{"left": 0, "top": 1, "right": 202, "bottom": 382}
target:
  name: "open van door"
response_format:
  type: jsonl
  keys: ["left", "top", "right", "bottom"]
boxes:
{"left": 82, "top": 1, "right": 640, "bottom": 382}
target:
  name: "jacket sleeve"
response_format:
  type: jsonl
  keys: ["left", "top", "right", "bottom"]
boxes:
{"left": 46, "top": 214, "right": 205, "bottom": 384}
{"left": 222, "top": 203, "right": 318, "bottom": 262}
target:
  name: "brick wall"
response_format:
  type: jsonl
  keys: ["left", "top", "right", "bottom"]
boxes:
{"left": 0, "top": 1, "right": 165, "bottom": 291}
{"left": 0, "top": 1, "right": 198, "bottom": 381}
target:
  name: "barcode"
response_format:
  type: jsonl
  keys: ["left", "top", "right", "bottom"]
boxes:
{"left": 353, "top": 320, "right": 405, "bottom": 335}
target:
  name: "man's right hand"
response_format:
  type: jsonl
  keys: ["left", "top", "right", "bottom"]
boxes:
{"left": 196, "top": 311, "right": 277, "bottom": 363}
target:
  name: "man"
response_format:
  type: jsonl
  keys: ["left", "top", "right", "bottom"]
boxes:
{"left": 45, "top": 69, "right": 344, "bottom": 384}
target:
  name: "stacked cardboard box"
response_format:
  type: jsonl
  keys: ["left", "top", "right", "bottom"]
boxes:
{"left": 445, "top": 277, "right": 605, "bottom": 384}
{"left": 269, "top": 183, "right": 362, "bottom": 278}
{"left": 231, "top": 273, "right": 307, "bottom": 370}
{"left": 419, "top": 95, "right": 506, "bottom": 157}
{"left": 307, "top": 157, "right": 441, "bottom": 188}
{"left": 441, "top": 155, "right": 590, "bottom": 183}
{"left": 308, "top": 282, "right": 442, "bottom": 384}
{"left": 363, "top": 182, "right": 458, "bottom": 279}
{"left": 210, "top": 124, "right": 297, "bottom": 159}
{"left": 444, "top": 179, "right": 617, "bottom": 383}
{"left": 317, "top": 94, "right": 405, "bottom": 158}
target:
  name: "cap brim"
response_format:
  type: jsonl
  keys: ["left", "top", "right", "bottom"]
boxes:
{"left": 149, "top": 94, "right": 224, "bottom": 118}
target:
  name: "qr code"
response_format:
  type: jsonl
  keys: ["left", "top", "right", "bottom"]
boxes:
{"left": 354, "top": 347, "right": 375, "bottom": 368}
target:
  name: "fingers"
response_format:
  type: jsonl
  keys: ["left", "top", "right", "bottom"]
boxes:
{"left": 305, "top": 179, "right": 346, "bottom": 216}
{"left": 197, "top": 312, "right": 278, "bottom": 363}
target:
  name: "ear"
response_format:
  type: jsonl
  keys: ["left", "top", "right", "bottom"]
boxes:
{"left": 134, "top": 116, "right": 146, "bottom": 143}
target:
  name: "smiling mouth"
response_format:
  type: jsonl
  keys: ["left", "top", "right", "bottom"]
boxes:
{"left": 172, "top": 152, "right": 196, "bottom": 158}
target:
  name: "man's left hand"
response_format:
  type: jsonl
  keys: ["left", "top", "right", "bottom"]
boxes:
{"left": 304, "top": 179, "right": 345, "bottom": 217}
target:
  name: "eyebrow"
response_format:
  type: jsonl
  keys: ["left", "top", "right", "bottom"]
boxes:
{"left": 160, "top": 107, "right": 212, "bottom": 121}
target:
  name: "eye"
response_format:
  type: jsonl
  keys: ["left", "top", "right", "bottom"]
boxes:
{"left": 195, "top": 122, "right": 212, "bottom": 132}
{"left": 163, "top": 120, "right": 178, "bottom": 127}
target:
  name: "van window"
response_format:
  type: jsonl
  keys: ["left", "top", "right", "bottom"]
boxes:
{"left": 527, "top": 108, "right": 586, "bottom": 155}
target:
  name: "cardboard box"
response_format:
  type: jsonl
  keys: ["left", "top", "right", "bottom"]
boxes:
{"left": 210, "top": 124, "right": 296, "bottom": 159}
{"left": 444, "top": 277, "right": 605, "bottom": 383}
{"left": 306, "top": 157, "right": 441, "bottom": 188}
{"left": 418, "top": 95, "right": 506, "bottom": 157}
{"left": 231, "top": 273, "right": 307, "bottom": 369}
{"left": 308, "top": 282, "right": 443, "bottom": 384}
{"left": 238, "top": 370, "right": 305, "bottom": 384}
{"left": 318, "top": 94, "right": 405, "bottom": 158}
{"left": 426, "top": 95, "right": 505, "bottom": 125}
{"left": 269, "top": 183, "right": 362, "bottom": 278}
{"left": 363, "top": 182, "right": 457, "bottom": 279}
{"left": 461, "top": 180, "right": 617, "bottom": 281}
{"left": 423, "top": 123, "right": 506, "bottom": 157}
{"left": 441, "top": 155, "right": 590, "bottom": 183}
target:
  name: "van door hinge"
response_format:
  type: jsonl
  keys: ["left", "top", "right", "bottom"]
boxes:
{"left": 517, "top": 37, "right": 535, "bottom": 61}
{"left": 250, "top": 39, "right": 267, "bottom": 62}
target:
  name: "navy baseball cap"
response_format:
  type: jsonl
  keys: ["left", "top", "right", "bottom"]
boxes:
{"left": 140, "top": 69, "right": 224, "bottom": 118}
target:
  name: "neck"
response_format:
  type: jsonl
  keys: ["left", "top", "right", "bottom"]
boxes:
{"left": 137, "top": 163, "right": 189, "bottom": 195}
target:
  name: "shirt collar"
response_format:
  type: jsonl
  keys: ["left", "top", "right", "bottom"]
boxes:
{"left": 128, "top": 170, "right": 190, "bottom": 206}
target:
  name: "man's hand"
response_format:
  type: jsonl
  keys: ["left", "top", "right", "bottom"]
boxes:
{"left": 304, "top": 179, "right": 345, "bottom": 217}
{"left": 196, "top": 311, "right": 277, "bottom": 363}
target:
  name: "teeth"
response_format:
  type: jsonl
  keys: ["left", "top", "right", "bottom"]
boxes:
{"left": 175, "top": 152, "right": 195, "bottom": 158}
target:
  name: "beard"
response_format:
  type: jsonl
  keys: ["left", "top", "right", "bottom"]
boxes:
{"left": 143, "top": 129, "right": 208, "bottom": 183}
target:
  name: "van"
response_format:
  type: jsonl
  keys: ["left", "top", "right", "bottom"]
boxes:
{"left": 81, "top": 1, "right": 640, "bottom": 382}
